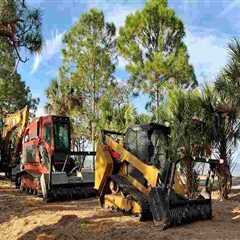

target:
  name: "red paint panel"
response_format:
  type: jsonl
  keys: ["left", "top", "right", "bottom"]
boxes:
{"left": 23, "top": 163, "right": 49, "bottom": 174}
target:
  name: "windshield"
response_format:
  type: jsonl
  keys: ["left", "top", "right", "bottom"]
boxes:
{"left": 54, "top": 122, "right": 70, "bottom": 151}
{"left": 151, "top": 131, "right": 168, "bottom": 169}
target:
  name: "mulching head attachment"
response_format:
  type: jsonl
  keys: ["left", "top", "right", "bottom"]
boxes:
{"left": 148, "top": 187, "right": 212, "bottom": 230}
{"left": 45, "top": 183, "right": 96, "bottom": 202}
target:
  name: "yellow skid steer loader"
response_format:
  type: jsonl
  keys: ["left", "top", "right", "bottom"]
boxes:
{"left": 95, "top": 123, "right": 217, "bottom": 229}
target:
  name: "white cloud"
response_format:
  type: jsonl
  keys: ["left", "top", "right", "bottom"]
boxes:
{"left": 31, "top": 53, "right": 41, "bottom": 74}
{"left": 118, "top": 56, "right": 128, "bottom": 70}
{"left": 105, "top": 5, "right": 140, "bottom": 28}
{"left": 219, "top": 0, "right": 240, "bottom": 17}
{"left": 31, "top": 30, "right": 64, "bottom": 74}
{"left": 116, "top": 77, "right": 128, "bottom": 87}
{"left": 86, "top": 0, "right": 143, "bottom": 28}
{"left": 185, "top": 27, "right": 229, "bottom": 84}
{"left": 35, "top": 105, "right": 46, "bottom": 117}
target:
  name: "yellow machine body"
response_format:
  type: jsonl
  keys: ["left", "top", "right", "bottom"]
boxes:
{"left": 2, "top": 106, "right": 29, "bottom": 139}
{"left": 95, "top": 135, "right": 186, "bottom": 212}
{"left": 0, "top": 106, "right": 29, "bottom": 169}
{"left": 95, "top": 143, "right": 114, "bottom": 191}
{"left": 95, "top": 135, "right": 161, "bottom": 215}
{"left": 95, "top": 124, "right": 214, "bottom": 229}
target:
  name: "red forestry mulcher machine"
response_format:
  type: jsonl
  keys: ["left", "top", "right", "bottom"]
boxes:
{"left": 17, "top": 115, "right": 96, "bottom": 201}
{"left": 0, "top": 107, "right": 96, "bottom": 202}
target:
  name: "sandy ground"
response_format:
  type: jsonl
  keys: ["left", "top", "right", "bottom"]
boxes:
{"left": 0, "top": 179, "right": 240, "bottom": 240}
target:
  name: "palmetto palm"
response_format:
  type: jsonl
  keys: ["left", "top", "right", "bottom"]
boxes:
{"left": 213, "top": 39, "right": 240, "bottom": 198}
{"left": 216, "top": 39, "right": 240, "bottom": 110}
{"left": 157, "top": 88, "right": 205, "bottom": 197}
{"left": 199, "top": 85, "right": 239, "bottom": 199}
{"left": 158, "top": 85, "right": 239, "bottom": 199}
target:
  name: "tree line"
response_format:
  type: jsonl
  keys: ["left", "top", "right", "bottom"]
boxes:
{"left": 45, "top": 0, "right": 196, "bottom": 148}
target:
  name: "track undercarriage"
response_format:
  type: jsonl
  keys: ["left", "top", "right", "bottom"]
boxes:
{"left": 102, "top": 175, "right": 212, "bottom": 229}
{"left": 103, "top": 175, "right": 152, "bottom": 221}
{"left": 18, "top": 171, "right": 95, "bottom": 202}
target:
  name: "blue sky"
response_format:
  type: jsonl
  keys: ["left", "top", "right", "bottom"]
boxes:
{"left": 19, "top": 0, "right": 240, "bottom": 117}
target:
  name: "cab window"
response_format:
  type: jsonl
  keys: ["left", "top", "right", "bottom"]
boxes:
{"left": 54, "top": 122, "right": 69, "bottom": 151}
{"left": 43, "top": 124, "right": 51, "bottom": 145}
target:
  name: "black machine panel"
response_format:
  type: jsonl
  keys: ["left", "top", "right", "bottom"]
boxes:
{"left": 124, "top": 123, "right": 170, "bottom": 168}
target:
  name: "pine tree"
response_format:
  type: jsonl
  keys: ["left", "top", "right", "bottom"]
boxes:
{"left": 117, "top": 0, "right": 196, "bottom": 120}
{"left": 47, "top": 9, "right": 116, "bottom": 150}
{"left": 0, "top": 0, "right": 42, "bottom": 63}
